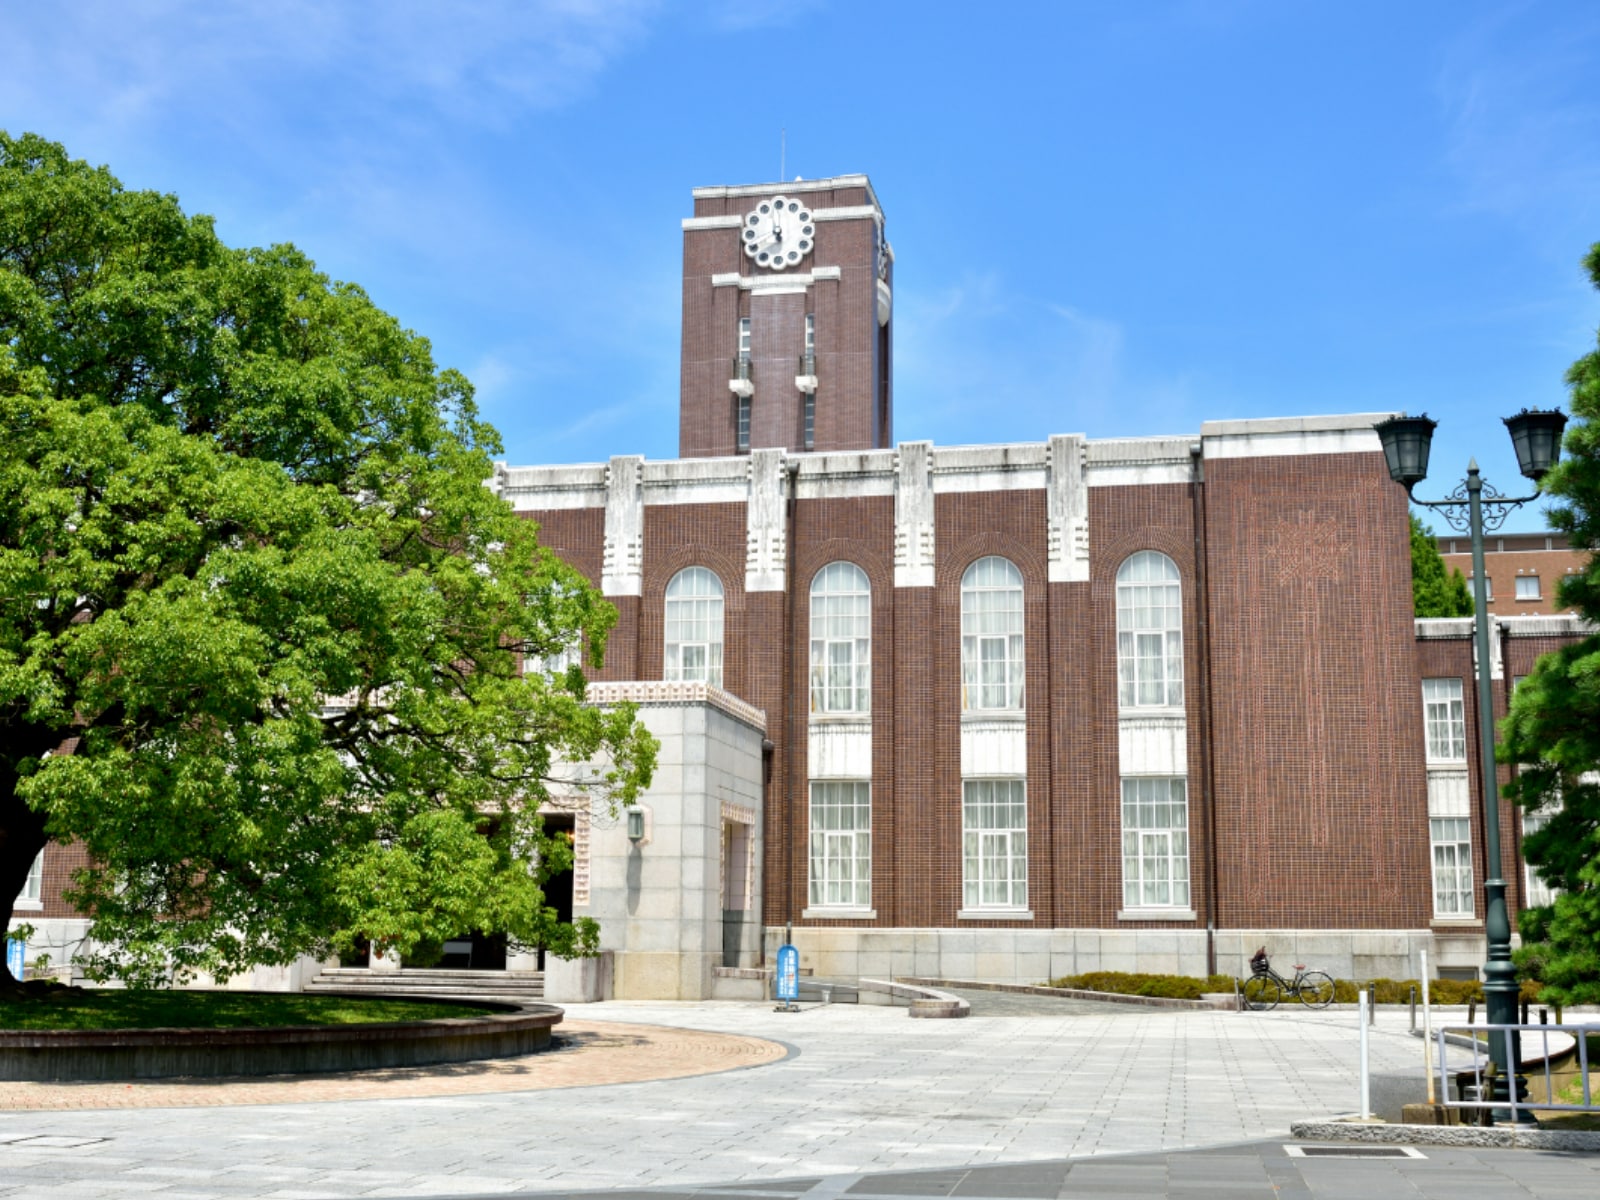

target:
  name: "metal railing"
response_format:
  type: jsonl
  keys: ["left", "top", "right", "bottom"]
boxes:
{"left": 731, "top": 355, "right": 752, "bottom": 381}
{"left": 1436, "top": 1021, "right": 1598, "bottom": 1121}
{"left": 797, "top": 352, "right": 816, "bottom": 377}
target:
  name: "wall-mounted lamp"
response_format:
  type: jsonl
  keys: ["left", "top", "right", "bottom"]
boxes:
{"left": 626, "top": 805, "right": 646, "bottom": 843}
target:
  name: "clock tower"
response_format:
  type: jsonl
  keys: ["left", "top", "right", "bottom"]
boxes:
{"left": 678, "top": 174, "right": 893, "bottom": 458}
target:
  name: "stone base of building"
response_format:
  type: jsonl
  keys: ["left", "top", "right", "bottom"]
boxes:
{"left": 766, "top": 926, "right": 1479, "bottom": 985}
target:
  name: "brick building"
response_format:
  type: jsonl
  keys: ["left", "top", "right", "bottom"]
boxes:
{"left": 1438, "top": 531, "right": 1584, "bottom": 616}
{"left": 12, "top": 174, "right": 1591, "bottom": 995}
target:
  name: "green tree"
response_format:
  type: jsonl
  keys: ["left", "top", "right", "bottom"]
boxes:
{"left": 0, "top": 133, "right": 655, "bottom": 988}
{"left": 1409, "top": 515, "right": 1473, "bottom": 617}
{"left": 1503, "top": 242, "right": 1600, "bottom": 1005}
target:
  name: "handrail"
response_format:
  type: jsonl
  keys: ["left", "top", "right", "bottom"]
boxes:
{"left": 1437, "top": 1021, "right": 1596, "bottom": 1122}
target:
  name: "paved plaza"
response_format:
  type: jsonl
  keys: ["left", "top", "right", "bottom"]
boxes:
{"left": 0, "top": 993, "right": 1593, "bottom": 1199}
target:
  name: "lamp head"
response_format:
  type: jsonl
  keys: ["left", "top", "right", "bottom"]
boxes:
{"left": 1503, "top": 409, "right": 1567, "bottom": 483}
{"left": 1373, "top": 414, "right": 1437, "bottom": 494}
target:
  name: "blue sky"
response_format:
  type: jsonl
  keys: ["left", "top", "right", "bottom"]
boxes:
{"left": 4, "top": 1, "right": 1598, "bottom": 530}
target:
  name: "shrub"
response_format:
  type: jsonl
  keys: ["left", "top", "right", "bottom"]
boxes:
{"left": 1045, "top": 971, "right": 1211, "bottom": 999}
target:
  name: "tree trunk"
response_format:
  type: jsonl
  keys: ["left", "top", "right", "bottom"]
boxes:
{"left": 0, "top": 738, "right": 55, "bottom": 991}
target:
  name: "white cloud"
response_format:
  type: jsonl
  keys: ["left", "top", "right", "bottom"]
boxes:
{"left": 1434, "top": 8, "right": 1600, "bottom": 239}
{"left": 0, "top": 0, "right": 660, "bottom": 136}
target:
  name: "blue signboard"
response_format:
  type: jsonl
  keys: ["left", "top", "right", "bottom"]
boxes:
{"left": 5, "top": 938, "right": 23, "bottom": 982}
{"left": 775, "top": 943, "right": 799, "bottom": 1004}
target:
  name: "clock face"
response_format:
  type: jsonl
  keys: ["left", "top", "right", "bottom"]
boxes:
{"left": 742, "top": 195, "right": 814, "bottom": 271}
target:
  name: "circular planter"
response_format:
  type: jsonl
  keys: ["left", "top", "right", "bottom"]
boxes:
{"left": 0, "top": 993, "right": 563, "bottom": 1081}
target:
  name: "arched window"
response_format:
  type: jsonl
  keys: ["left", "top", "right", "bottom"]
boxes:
{"left": 961, "top": 557, "right": 1024, "bottom": 711}
{"left": 664, "top": 567, "right": 724, "bottom": 687}
{"left": 810, "top": 562, "right": 871, "bottom": 714}
{"left": 1116, "top": 551, "right": 1183, "bottom": 708}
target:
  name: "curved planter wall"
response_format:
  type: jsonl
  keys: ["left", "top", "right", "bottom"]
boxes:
{"left": 0, "top": 996, "right": 563, "bottom": 1082}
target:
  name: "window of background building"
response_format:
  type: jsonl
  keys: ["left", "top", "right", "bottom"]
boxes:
{"left": 962, "top": 779, "right": 1027, "bottom": 909}
{"left": 1422, "top": 678, "right": 1467, "bottom": 761}
{"left": 1468, "top": 575, "right": 1492, "bottom": 601}
{"left": 961, "top": 557, "right": 1024, "bottom": 711}
{"left": 1116, "top": 552, "right": 1183, "bottom": 708}
{"left": 1121, "top": 777, "right": 1190, "bottom": 909}
{"left": 1516, "top": 575, "right": 1541, "bottom": 600}
{"left": 809, "top": 781, "right": 871, "bottom": 908}
{"left": 20, "top": 851, "right": 42, "bottom": 904}
{"left": 1430, "top": 816, "right": 1474, "bottom": 916}
{"left": 664, "top": 567, "right": 724, "bottom": 687}
{"left": 809, "top": 562, "right": 871, "bottom": 714}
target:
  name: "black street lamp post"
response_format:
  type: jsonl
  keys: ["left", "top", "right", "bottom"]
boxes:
{"left": 1374, "top": 408, "right": 1567, "bottom": 1123}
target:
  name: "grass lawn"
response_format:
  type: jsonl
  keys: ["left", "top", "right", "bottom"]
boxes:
{"left": 0, "top": 988, "right": 497, "bottom": 1031}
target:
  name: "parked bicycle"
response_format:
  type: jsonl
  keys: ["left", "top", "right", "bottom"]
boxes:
{"left": 1243, "top": 947, "right": 1335, "bottom": 1009}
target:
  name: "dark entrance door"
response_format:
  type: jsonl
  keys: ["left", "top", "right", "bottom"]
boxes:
{"left": 538, "top": 813, "right": 576, "bottom": 969}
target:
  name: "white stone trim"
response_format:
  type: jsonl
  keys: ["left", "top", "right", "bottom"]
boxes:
{"left": 800, "top": 907, "right": 877, "bottom": 921}
{"left": 11, "top": 900, "right": 41, "bottom": 913}
{"left": 930, "top": 442, "right": 1049, "bottom": 493}
{"left": 894, "top": 441, "right": 936, "bottom": 588}
{"left": 602, "top": 455, "right": 644, "bottom": 597}
{"left": 1087, "top": 437, "right": 1196, "bottom": 487}
{"left": 811, "top": 204, "right": 880, "bottom": 222}
{"left": 500, "top": 462, "right": 608, "bottom": 511}
{"left": 809, "top": 719, "right": 872, "bottom": 779}
{"left": 1201, "top": 413, "right": 1393, "bottom": 459}
{"left": 745, "top": 449, "right": 789, "bottom": 593}
{"left": 960, "top": 720, "right": 1027, "bottom": 777}
{"left": 1047, "top": 434, "right": 1090, "bottom": 583}
{"left": 692, "top": 174, "right": 879, "bottom": 210}
{"left": 1117, "top": 909, "right": 1198, "bottom": 922}
{"left": 682, "top": 215, "right": 745, "bottom": 230}
{"left": 709, "top": 270, "right": 837, "bottom": 293}
{"left": 641, "top": 457, "right": 750, "bottom": 506}
{"left": 812, "top": 265, "right": 842, "bottom": 281}
{"left": 1118, "top": 715, "right": 1188, "bottom": 776}
{"left": 794, "top": 450, "right": 896, "bottom": 500}
{"left": 584, "top": 681, "right": 767, "bottom": 734}
{"left": 957, "top": 909, "right": 1034, "bottom": 921}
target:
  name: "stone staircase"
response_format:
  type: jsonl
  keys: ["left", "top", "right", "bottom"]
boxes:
{"left": 303, "top": 967, "right": 545, "bottom": 1003}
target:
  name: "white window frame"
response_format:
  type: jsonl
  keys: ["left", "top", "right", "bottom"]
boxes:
{"left": 664, "top": 567, "right": 724, "bottom": 688}
{"left": 737, "top": 316, "right": 751, "bottom": 358}
{"left": 960, "top": 557, "right": 1024, "bottom": 712}
{"left": 1430, "top": 816, "right": 1474, "bottom": 916}
{"left": 962, "top": 778, "right": 1028, "bottom": 910}
{"left": 1468, "top": 575, "right": 1493, "bottom": 601}
{"left": 804, "top": 312, "right": 815, "bottom": 354}
{"left": 809, "top": 562, "right": 871, "bottom": 715}
{"left": 1520, "top": 806, "right": 1558, "bottom": 909}
{"left": 1116, "top": 551, "right": 1184, "bottom": 709}
{"left": 808, "top": 781, "right": 871, "bottom": 909}
{"left": 1422, "top": 678, "right": 1467, "bottom": 762}
{"left": 18, "top": 851, "right": 43, "bottom": 908}
{"left": 1515, "top": 575, "right": 1541, "bottom": 600}
{"left": 1120, "top": 776, "right": 1190, "bottom": 910}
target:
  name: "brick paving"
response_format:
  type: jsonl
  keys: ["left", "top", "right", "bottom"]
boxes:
{"left": 0, "top": 1019, "right": 787, "bottom": 1111}
{"left": 0, "top": 998, "right": 1544, "bottom": 1199}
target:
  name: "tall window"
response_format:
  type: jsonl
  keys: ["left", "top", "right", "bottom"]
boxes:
{"left": 737, "top": 316, "right": 751, "bottom": 359}
{"left": 664, "top": 567, "right": 724, "bottom": 687}
{"left": 810, "top": 562, "right": 871, "bottom": 714}
{"left": 20, "top": 851, "right": 42, "bottom": 904}
{"left": 1422, "top": 678, "right": 1466, "bottom": 761}
{"left": 809, "top": 782, "right": 871, "bottom": 908}
{"left": 1430, "top": 817, "right": 1474, "bottom": 916}
{"left": 961, "top": 557, "right": 1024, "bottom": 711}
{"left": 1521, "top": 807, "right": 1557, "bottom": 909}
{"left": 804, "top": 313, "right": 815, "bottom": 354}
{"left": 962, "top": 779, "right": 1027, "bottom": 909}
{"left": 736, "top": 396, "right": 751, "bottom": 453}
{"left": 1117, "top": 552, "right": 1183, "bottom": 708}
{"left": 1121, "top": 777, "right": 1190, "bottom": 909}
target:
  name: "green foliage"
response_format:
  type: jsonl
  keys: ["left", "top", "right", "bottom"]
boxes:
{"left": 1502, "top": 241, "right": 1600, "bottom": 1006}
{"left": 0, "top": 133, "right": 656, "bottom": 986}
{"left": 1409, "top": 516, "right": 1473, "bottom": 617}
{"left": 0, "top": 988, "right": 494, "bottom": 1030}
{"left": 1045, "top": 971, "right": 1235, "bottom": 999}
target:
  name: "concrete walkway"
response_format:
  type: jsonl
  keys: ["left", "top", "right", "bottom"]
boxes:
{"left": 0, "top": 999, "right": 1536, "bottom": 1199}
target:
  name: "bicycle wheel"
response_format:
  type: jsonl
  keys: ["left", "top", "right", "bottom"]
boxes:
{"left": 1296, "top": 971, "right": 1335, "bottom": 1009}
{"left": 1243, "top": 973, "right": 1282, "bottom": 1011}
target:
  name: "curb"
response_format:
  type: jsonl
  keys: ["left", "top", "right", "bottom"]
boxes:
{"left": 897, "top": 977, "right": 1233, "bottom": 1011}
{"left": 1290, "top": 1119, "right": 1600, "bottom": 1152}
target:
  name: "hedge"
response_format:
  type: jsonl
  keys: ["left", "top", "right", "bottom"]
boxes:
{"left": 1041, "top": 970, "right": 1550, "bottom": 1005}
